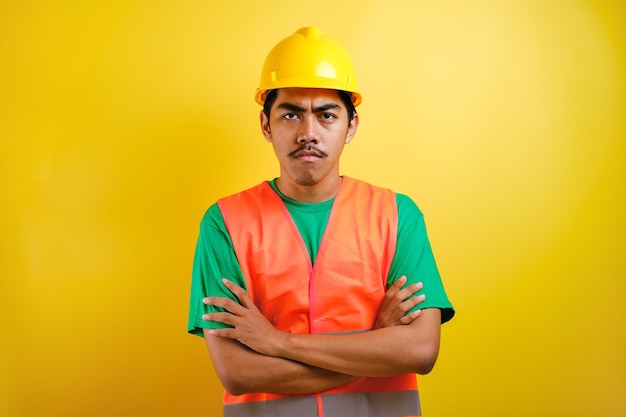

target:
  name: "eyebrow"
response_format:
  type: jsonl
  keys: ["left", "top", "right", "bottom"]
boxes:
{"left": 276, "top": 102, "right": 342, "bottom": 113}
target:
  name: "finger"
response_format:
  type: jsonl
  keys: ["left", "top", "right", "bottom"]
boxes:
{"left": 378, "top": 276, "right": 406, "bottom": 312}
{"left": 382, "top": 292, "right": 425, "bottom": 326}
{"left": 203, "top": 296, "right": 247, "bottom": 316}
{"left": 388, "top": 282, "right": 422, "bottom": 313}
{"left": 384, "top": 280, "right": 422, "bottom": 311}
{"left": 202, "top": 312, "right": 238, "bottom": 327}
{"left": 393, "top": 293, "right": 426, "bottom": 316}
{"left": 384, "top": 276, "right": 407, "bottom": 300}
{"left": 402, "top": 293, "right": 426, "bottom": 309}
{"left": 398, "top": 309, "right": 422, "bottom": 325}
{"left": 388, "top": 275, "right": 407, "bottom": 292}
{"left": 395, "top": 282, "right": 424, "bottom": 303}
{"left": 222, "top": 279, "right": 257, "bottom": 310}
{"left": 207, "top": 328, "right": 238, "bottom": 339}
{"left": 405, "top": 293, "right": 426, "bottom": 309}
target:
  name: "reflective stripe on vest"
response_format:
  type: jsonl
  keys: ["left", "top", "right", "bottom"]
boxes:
{"left": 218, "top": 177, "right": 420, "bottom": 417}
{"left": 224, "top": 390, "right": 421, "bottom": 417}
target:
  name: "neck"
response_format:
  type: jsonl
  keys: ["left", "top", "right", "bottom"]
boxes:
{"left": 275, "top": 175, "right": 342, "bottom": 203}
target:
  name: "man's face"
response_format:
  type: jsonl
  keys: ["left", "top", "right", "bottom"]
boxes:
{"left": 260, "top": 88, "right": 358, "bottom": 188}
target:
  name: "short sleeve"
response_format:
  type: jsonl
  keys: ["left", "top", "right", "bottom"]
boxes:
{"left": 187, "top": 204, "right": 248, "bottom": 336}
{"left": 387, "top": 194, "right": 455, "bottom": 324}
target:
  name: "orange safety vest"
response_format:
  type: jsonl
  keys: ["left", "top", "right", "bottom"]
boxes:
{"left": 217, "top": 176, "right": 421, "bottom": 417}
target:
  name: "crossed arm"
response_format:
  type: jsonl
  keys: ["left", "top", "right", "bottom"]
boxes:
{"left": 203, "top": 277, "right": 441, "bottom": 396}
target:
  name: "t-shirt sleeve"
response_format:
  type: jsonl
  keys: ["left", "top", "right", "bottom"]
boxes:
{"left": 387, "top": 194, "right": 455, "bottom": 324}
{"left": 187, "top": 203, "right": 247, "bottom": 336}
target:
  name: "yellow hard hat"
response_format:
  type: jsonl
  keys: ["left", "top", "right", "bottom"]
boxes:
{"left": 255, "top": 27, "right": 362, "bottom": 107}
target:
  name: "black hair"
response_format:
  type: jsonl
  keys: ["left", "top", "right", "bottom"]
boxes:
{"left": 262, "top": 89, "right": 357, "bottom": 122}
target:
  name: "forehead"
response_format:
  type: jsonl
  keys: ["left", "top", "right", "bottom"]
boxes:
{"left": 274, "top": 88, "right": 344, "bottom": 107}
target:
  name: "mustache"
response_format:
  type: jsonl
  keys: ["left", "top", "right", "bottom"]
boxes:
{"left": 288, "top": 143, "right": 329, "bottom": 158}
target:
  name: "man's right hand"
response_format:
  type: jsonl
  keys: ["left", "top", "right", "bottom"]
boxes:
{"left": 374, "top": 276, "right": 425, "bottom": 329}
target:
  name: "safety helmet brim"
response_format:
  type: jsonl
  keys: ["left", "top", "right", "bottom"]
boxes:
{"left": 255, "top": 27, "right": 362, "bottom": 107}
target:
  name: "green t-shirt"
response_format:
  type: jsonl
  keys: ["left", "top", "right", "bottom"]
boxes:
{"left": 188, "top": 180, "right": 454, "bottom": 336}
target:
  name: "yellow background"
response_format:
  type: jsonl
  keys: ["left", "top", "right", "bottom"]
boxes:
{"left": 1, "top": 1, "right": 624, "bottom": 416}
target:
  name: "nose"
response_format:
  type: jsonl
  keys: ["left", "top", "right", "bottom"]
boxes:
{"left": 297, "top": 115, "right": 320, "bottom": 144}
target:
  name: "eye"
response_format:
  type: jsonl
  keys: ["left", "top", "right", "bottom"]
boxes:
{"left": 321, "top": 113, "right": 337, "bottom": 121}
{"left": 282, "top": 113, "right": 300, "bottom": 120}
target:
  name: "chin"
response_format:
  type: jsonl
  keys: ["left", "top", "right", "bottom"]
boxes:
{"left": 294, "top": 172, "right": 318, "bottom": 186}
{"left": 295, "top": 177, "right": 317, "bottom": 186}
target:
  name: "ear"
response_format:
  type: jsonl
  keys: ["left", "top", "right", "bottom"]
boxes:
{"left": 344, "top": 113, "right": 359, "bottom": 144}
{"left": 260, "top": 110, "right": 272, "bottom": 142}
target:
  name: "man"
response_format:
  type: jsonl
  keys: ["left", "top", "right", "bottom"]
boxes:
{"left": 188, "top": 27, "right": 454, "bottom": 417}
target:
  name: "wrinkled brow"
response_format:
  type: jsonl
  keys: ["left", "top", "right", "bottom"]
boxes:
{"left": 277, "top": 102, "right": 342, "bottom": 113}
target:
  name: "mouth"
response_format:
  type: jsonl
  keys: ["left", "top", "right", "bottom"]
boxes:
{"left": 288, "top": 144, "right": 328, "bottom": 161}
{"left": 294, "top": 151, "right": 323, "bottom": 161}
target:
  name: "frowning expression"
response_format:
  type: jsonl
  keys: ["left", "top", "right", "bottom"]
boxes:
{"left": 260, "top": 88, "right": 359, "bottom": 188}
